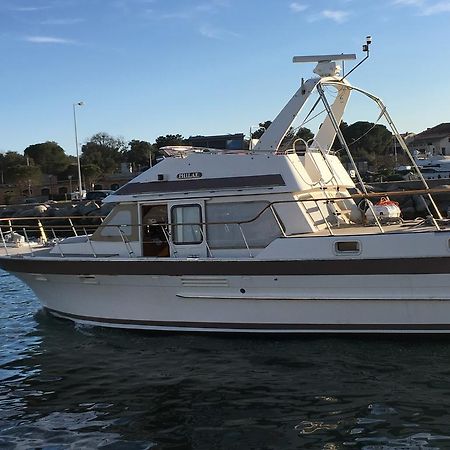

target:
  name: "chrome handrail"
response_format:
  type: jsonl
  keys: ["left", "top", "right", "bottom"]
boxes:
{"left": 0, "top": 186, "right": 447, "bottom": 258}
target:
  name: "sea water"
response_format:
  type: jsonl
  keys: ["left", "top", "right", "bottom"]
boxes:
{"left": 2, "top": 270, "right": 450, "bottom": 449}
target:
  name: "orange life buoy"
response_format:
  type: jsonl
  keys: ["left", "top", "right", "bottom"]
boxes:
{"left": 376, "top": 196, "right": 399, "bottom": 207}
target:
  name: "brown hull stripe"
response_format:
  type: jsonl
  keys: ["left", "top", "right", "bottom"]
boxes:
{"left": 46, "top": 308, "right": 450, "bottom": 331}
{"left": 1, "top": 256, "right": 449, "bottom": 276}
{"left": 114, "top": 174, "right": 286, "bottom": 195}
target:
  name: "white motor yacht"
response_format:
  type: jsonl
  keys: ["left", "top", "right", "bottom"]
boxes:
{"left": 1, "top": 43, "right": 449, "bottom": 333}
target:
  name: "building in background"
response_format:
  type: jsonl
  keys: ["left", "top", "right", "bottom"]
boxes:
{"left": 409, "top": 123, "right": 450, "bottom": 159}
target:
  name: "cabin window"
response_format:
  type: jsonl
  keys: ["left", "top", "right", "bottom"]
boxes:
{"left": 91, "top": 204, "right": 139, "bottom": 242}
{"left": 335, "top": 241, "right": 360, "bottom": 253}
{"left": 100, "top": 210, "right": 133, "bottom": 237}
{"left": 206, "top": 201, "right": 282, "bottom": 249}
{"left": 171, "top": 204, "right": 203, "bottom": 245}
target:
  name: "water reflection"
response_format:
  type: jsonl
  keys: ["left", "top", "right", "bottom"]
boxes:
{"left": 2, "top": 273, "right": 450, "bottom": 448}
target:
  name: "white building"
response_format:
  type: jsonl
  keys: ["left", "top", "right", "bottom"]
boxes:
{"left": 410, "top": 123, "right": 450, "bottom": 159}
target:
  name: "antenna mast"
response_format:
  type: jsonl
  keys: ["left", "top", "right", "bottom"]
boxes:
{"left": 341, "top": 36, "right": 372, "bottom": 81}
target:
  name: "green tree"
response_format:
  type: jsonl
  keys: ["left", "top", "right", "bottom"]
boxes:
{"left": 295, "top": 127, "right": 314, "bottom": 142}
{"left": 126, "top": 140, "right": 155, "bottom": 169}
{"left": 251, "top": 121, "right": 272, "bottom": 139}
{"left": 337, "top": 121, "right": 393, "bottom": 171}
{"left": 251, "top": 121, "right": 314, "bottom": 151}
{"left": 81, "top": 132, "right": 127, "bottom": 174}
{"left": 81, "top": 164, "right": 103, "bottom": 190}
{"left": 9, "top": 165, "right": 42, "bottom": 193}
{"left": 154, "top": 134, "right": 186, "bottom": 149}
{"left": 24, "top": 141, "right": 69, "bottom": 176}
{"left": 0, "top": 152, "right": 27, "bottom": 183}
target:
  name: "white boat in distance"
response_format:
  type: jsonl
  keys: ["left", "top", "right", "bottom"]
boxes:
{"left": 1, "top": 44, "right": 449, "bottom": 333}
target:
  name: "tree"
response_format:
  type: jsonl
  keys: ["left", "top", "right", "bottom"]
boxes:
{"left": 126, "top": 140, "right": 155, "bottom": 169}
{"left": 81, "top": 132, "right": 127, "bottom": 174}
{"left": 9, "top": 165, "right": 42, "bottom": 193}
{"left": 337, "top": 121, "right": 393, "bottom": 171}
{"left": 251, "top": 121, "right": 314, "bottom": 151}
{"left": 0, "top": 152, "right": 27, "bottom": 183}
{"left": 295, "top": 127, "right": 314, "bottom": 142}
{"left": 24, "top": 141, "right": 69, "bottom": 176}
{"left": 251, "top": 121, "right": 272, "bottom": 139}
{"left": 81, "top": 164, "right": 103, "bottom": 190}
{"left": 154, "top": 134, "right": 186, "bottom": 149}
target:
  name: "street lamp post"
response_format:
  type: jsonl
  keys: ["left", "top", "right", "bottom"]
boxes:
{"left": 73, "top": 101, "right": 84, "bottom": 198}
{"left": 68, "top": 174, "right": 72, "bottom": 197}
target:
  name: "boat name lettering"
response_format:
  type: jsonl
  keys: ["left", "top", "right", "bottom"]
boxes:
{"left": 176, "top": 172, "right": 203, "bottom": 179}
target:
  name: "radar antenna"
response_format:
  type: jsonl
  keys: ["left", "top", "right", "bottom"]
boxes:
{"left": 293, "top": 53, "right": 356, "bottom": 78}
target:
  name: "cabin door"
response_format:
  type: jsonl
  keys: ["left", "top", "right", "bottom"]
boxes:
{"left": 141, "top": 204, "right": 170, "bottom": 257}
{"left": 168, "top": 201, "right": 208, "bottom": 258}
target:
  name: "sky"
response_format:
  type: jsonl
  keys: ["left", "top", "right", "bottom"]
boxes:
{"left": 0, "top": 0, "right": 449, "bottom": 156}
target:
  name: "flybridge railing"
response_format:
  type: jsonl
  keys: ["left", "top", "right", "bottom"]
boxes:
{"left": 0, "top": 187, "right": 448, "bottom": 258}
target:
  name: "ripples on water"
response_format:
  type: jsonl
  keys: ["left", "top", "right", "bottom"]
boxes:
{"left": 2, "top": 272, "right": 450, "bottom": 449}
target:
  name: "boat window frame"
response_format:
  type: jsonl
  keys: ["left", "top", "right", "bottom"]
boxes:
{"left": 170, "top": 203, "right": 203, "bottom": 246}
{"left": 205, "top": 199, "right": 283, "bottom": 250}
{"left": 91, "top": 203, "right": 138, "bottom": 242}
{"left": 334, "top": 240, "right": 361, "bottom": 255}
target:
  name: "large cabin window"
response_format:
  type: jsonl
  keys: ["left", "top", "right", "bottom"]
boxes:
{"left": 91, "top": 204, "right": 138, "bottom": 242}
{"left": 206, "top": 201, "right": 282, "bottom": 249}
{"left": 171, "top": 204, "right": 203, "bottom": 245}
{"left": 100, "top": 210, "right": 133, "bottom": 237}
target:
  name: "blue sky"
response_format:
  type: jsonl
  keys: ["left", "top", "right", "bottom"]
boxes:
{"left": 0, "top": 0, "right": 449, "bottom": 156}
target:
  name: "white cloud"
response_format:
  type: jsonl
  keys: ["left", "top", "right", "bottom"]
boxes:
{"left": 392, "top": 0, "right": 450, "bottom": 15}
{"left": 289, "top": 2, "right": 308, "bottom": 12}
{"left": 198, "top": 24, "right": 238, "bottom": 40}
{"left": 421, "top": 0, "right": 450, "bottom": 14}
{"left": 24, "top": 35, "right": 76, "bottom": 44}
{"left": 160, "top": 11, "right": 192, "bottom": 19}
{"left": 196, "top": 0, "right": 229, "bottom": 13}
{"left": 321, "top": 9, "right": 350, "bottom": 22}
{"left": 392, "top": 0, "right": 424, "bottom": 5}
{"left": 40, "top": 18, "right": 84, "bottom": 25}
{"left": 10, "top": 6, "right": 52, "bottom": 12}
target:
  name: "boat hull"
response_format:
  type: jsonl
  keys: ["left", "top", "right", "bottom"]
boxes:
{"left": 8, "top": 260, "right": 450, "bottom": 333}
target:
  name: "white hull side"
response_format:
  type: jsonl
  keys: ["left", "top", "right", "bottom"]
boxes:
{"left": 15, "top": 272, "right": 450, "bottom": 333}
